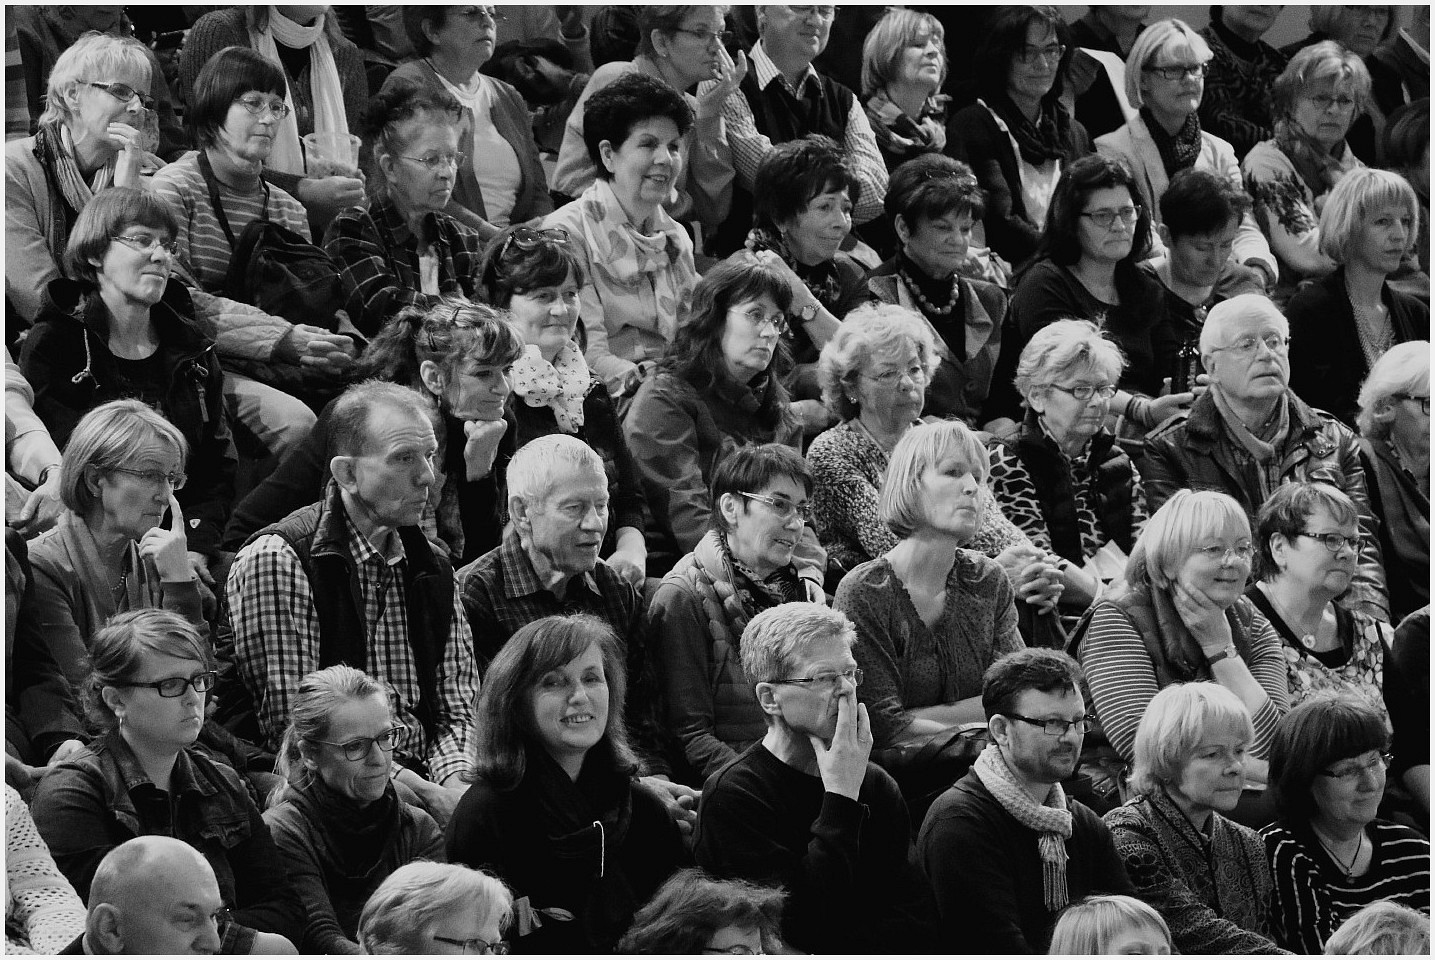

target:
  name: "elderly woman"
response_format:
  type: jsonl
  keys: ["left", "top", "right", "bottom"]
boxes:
{"left": 649, "top": 444, "right": 817, "bottom": 781}
{"left": 1287, "top": 169, "right": 1429, "bottom": 427}
{"left": 1262, "top": 697, "right": 1431, "bottom": 953}
{"left": 262, "top": 666, "right": 443, "bottom": 954}
{"left": 833, "top": 419, "right": 1024, "bottom": 753}
{"left": 860, "top": 9, "right": 949, "bottom": 175}
{"left": 31, "top": 609, "right": 302, "bottom": 954}
{"left": 1356, "top": 341, "right": 1429, "bottom": 622}
{"left": 358, "top": 861, "right": 513, "bottom": 956}
{"left": 988, "top": 320, "right": 1148, "bottom": 611}
{"left": 1282, "top": 6, "right": 1395, "bottom": 163}
{"left": 1242, "top": 42, "right": 1371, "bottom": 303}
{"left": 324, "top": 81, "right": 484, "bottom": 338}
{"left": 617, "top": 868, "right": 784, "bottom": 955}
{"left": 1095, "top": 19, "right": 1277, "bottom": 289}
{"left": 948, "top": 6, "right": 1092, "bottom": 269}
{"left": 224, "top": 298, "right": 525, "bottom": 566}
{"left": 1103, "top": 683, "right": 1285, "bottom": 954}
{"left": 542, "top": 72, "right": 697, "bottom": 396}
{"left": 1076, "top": 490, "right": 1290, "bottom": 785}
{"left": 382, "top": 7, "right": 551, "bottom": 241}
{"left": 866, "top": 154, "right": 1008, "bottom": 423}
{"left": 447, "top": 614, "right": 685, "bottom": 954}
{"left": 19, "top": 188, "right": 235, "bottom": 592}
{"left": 553, "top": 5, "right": 740, "bottom": 230}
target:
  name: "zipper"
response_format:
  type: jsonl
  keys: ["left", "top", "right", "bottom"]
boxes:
{"left": 594, "top": 820, "right": 605, "bottom": 879}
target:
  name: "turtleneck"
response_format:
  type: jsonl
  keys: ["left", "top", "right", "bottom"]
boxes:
{"left": 1211, "top": 17, "right": 1266, "bottom": 61}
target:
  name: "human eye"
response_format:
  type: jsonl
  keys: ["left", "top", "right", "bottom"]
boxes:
{"left": 582, "top": 669, "right": 606, "bottom": 686}
{"left": 539, "top": 673, "right": 565, "bottom": 690}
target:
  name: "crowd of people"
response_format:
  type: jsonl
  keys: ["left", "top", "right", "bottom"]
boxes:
{"left": 3, "top": 3, "right": 1431, "bottom": 956}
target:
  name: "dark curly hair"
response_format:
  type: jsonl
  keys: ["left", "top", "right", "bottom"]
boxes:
{"left": 972, "top": 6, "right": 1074, "bottom": 104}
{"left": 751, "top": 134, "right": 860, "bottom": 233}
{"left": 617, "top": 868, "right": 785, "bottom": 954}
{"left": 581, "top": 72, "right": 693, "bottom": 177}
{"left": 478, "top": 225, "right": 588, "bottom": 309}
{"left": 885, "top": 153, "right": 986, "bottom": 230}
{"left": 354, "top": 296, "right": 525, "bottom": 396}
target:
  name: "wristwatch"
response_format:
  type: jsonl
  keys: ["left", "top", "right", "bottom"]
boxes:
{"left": 795, "top": 303, "right": 818, "bottom": 324}
{"left": 1205, "top": 643, "right": 1238, "bottom": 666}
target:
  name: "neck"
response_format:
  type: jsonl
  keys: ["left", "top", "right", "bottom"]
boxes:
{"left": 120, "top": 730, "right": 180, "bottom": 792}
{"left": 1044, "top": 419, "right": 1090, "bottom": 458}
{"left": 427, "top": 48, "right": 483, "bottom": 87}
{"left": 650, "top": 54, "right": 695, "bottom": 96}
{"left": 887, "top": 531, "right": 959, "bottom": 584}
{"left": 1223, "top": 18, "right": 1265, "bottom": 46}
{"left": 1001, "top": 749, "right": 1055, "bottom": 802}
{"left": 88, "top": 514, "right": 136, "bottom": 566}
{"left": 1156, "top": 258, "right": 1215, "bottom": 307}
{"left": 340, "top": 491, "right": 399, "bottom": 556}
{"left": 1389, "top": 432, "right": 1430, "bottom": 480}
{"left": 1149, "top": 105, "right": 1189, "bottom": 137}
{"left": 1262, "top": 576, "right": 1335, "bottom": 624}
{"left": 523, "top": 540, "right": 581, "bottom": 599}
{"left": 69, "top": 128, "right": 115, "bottom": 178}
{"left": 550, "top": 747, "right": 584, "bottom": 782}
{"left": 856, "top": 409, "right": 912, "bottom": 452}
{"left": 611, "top": 186, "right": 657, "bottom": 233}
{"left": 1217, "top": 386, "right": 1280, "bottom": 430}
{"left": 1166, "top": 787, "right": 1214, "bottom": 834}
{"left": 886, "top": 80, "right": 931, "bottom": 119}
{"left": 762, "top": 724, "right": 819, "bottom": 777}
{"left": 1344, "top": 264, "right": 1387, "bottom": 307}
{"left": 1008, "top": 89, "right": 1042, "bottom": 122}
{"left": 765, "top": 42, "right": 813, "bottom": 89}
{"left": 1312, "top": 815, "right": 1364, "bottom": 846}
{"left": 99, "top": 291, "right": 156, "bottom": 348}
{"left": 1072, "top": 257, "right": 1118, "bottom": 292}
{"left": 205, "top": 143, "right": 263, "bottom": 188}
{"left": 399, "top": 202, "right": 430, "bottom": 244}
{"left": 723, "top": 357, "right": 761, "bottom": 386}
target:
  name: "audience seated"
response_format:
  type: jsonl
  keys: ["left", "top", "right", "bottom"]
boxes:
{"left": 1065, "top": 7, "right": 1148, "bottom": 144}
{"left": 617, "top": 867, "right": 784, "bottom": 955}
{"left": 859, "top": 9, "right": 950, "bottom": 178}
{"left": 226, "top": 381, "right": 480, "bottom": 826}
{"left": 1046, "top": 893, "right": 1174, "bottom": 955}
{"left": 1324, "top": 897, "right": 1431, "bottom": 955}
{"left": 5, "top": 781, "right": 85, "bottom": 954}
{"left": 1262, "top": 696, "right": 1431, "bottom": 952}
{"left": 918, "top": 648, "right": 1135, "bottom": 953}
{"left": 262, "top": 665, "right": 444, "bottom": 955}
{"left": 357, "top": 861, "right": 513, "bottom": 956}
{"left": 1197, "top": 6, "right": 1288, "bottom": 161}
{"left": 5, "top": 348, "right": 64, "bottom": 538}
{"left": 1388, "top": 606, "right": 1430, "bottom": 820}
{"left": 447, "top": 614, "right": 685, "bottom": 954}
{"left": 693, "top": 602, "right": 937, "bottom": 953}
{"left": 1103, "top": 682, "right": 1285, "bottom": 953}
{"left": 1279, "top": 6, "right": 1393, "bottom": 165}
{"left": 1143, "top": 294, "right": 1389, "bottom": 620}
{"left": 31, "top": 609, "right": 303, "bottom": 954}
{"left": 1287, "top": 168, "right": 1429, "bottom": 427}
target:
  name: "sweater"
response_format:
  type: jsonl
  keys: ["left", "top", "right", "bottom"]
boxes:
{"left": 4, "top": 783, "right": 85, "bottom": 956}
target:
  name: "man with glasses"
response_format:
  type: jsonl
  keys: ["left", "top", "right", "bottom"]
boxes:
{"left": 1144, "top": 293, "right": 1390, "bottom": 621}
{"left": 694, "top": 602, "right": 938, "bottom": 954}
{"left": 918, "top": 648, "right": 1135, "bottom": 954}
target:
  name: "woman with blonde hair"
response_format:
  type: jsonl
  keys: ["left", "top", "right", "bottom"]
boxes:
{"left": 1324, "top": 899, "right": 1431, "bottom": 955}
{"left": 1047, "top": 893, "right": 1173, "bottom": 955}
{"left": 358, "top": 861, "right": 513, "bottom": 955}
{"left": 860, "top": 8, "right": 949, "bottom": 174}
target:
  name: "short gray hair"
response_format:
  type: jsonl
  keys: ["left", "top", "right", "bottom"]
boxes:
{"left": 1357, "top": 340, "right": 1430, "bottom": 439}
{"left": 40, "top": 32, "right": 152, "bottom": 127}
{"left": 739, "top": 602, "right": 856, "bottom": 687}
{"left": 1128, "top": 682, "right": 1255, "bottom": 797}
{"left": 1199, "top": 294, "right": 1288, "bottom": 364}
{"left": 506, "top": 434, "right": 606, "bottom": 506}
{"left": 1126, "top": 19, "right": 1212, "bottom": 109}
{"left": 358, "top": 862, "right": 513, "bottom": 955}
{"left": 879, "top": 419, "right": 989, "bottom": 540}
{"left": 60, "top": 399, "right": 188, "bottom": 518}
{"left": 817, "top": 302, "right": 940, "bottom": 420}
{"left": 1013, "top": 319, "right": 1126, "bottom": 403}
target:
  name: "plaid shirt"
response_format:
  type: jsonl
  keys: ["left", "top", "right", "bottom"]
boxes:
{"left": 322, "top": 191, "right": 486, "bottom": 338}
{"left": 457, "top": 531, "right": 671, "bottom": 776}
{"left": 702, "top": 39, "right": 888, "bottom": 225}
{"left": 228, "top": 507, "right": 478, "bottom": 785}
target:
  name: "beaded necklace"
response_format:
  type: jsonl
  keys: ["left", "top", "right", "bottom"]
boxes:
{"left": 897, "top": 266, "right": 961, "bottom": 317}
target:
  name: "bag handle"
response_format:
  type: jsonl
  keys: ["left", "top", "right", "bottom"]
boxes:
{"left": 196, "top": 150, "right": 271, "bottom": 250}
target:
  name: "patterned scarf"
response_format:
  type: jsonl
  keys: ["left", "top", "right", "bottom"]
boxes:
{"left": 745, "top": 225, "right": 843, "bottom": 313}
{"left": 864, "top": 87, "right": 949, "bottom": 161}
{"left": 974, "top": 742, "right": 1073, "bottom": 912}
{"left": 33, "top": 120, "right": 116, "bottom": 259}
{"left": 719, "top": 530, "right": 804, "bottom": 607}
{"left": 510, "top": 341, "right": 589, "bottom": 433}
{"left": 1212, "top": 386, "right": 1289, "bottom": 502}
{"left": 1142, "top": 107, "right": 1202, "bottom": 178}
{"left": 984, "top": 91, "right": 1073, "bottom": 166}
{"left": 1273, "top": 119, "right": 1354, "bottom": 199}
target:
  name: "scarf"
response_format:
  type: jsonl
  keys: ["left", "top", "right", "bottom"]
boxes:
{"left": 864, "top": 87, "right": 949, "bottom": 161}
{"left": 1142, "top": 107, "right": 1202, "bottom": 178}
{"left": 511, "top": 341, "right": 590, "bottom": 433}
{"left": 984, "top": 92, "right": 1072, "bottom": 166}
{"left": 974, "top": 743, "right": 1073, "bottom": 912}
{"left": 719, "top": 531, "right": 804, "bottom": 606}
{"left": 250, "top": 6, "right": 348, "bottom": 175}
{"left": 1212, "top": 386, "right": 1289, "bottom": 500}
{"left": 1273, "top": 119, "right": 1353, "bottom": 200}
{"left": 745, "top": 225, "right": 844, "bottom": 314}
{"left": 33, "top": 120, "right": 116, "bottom": 259}
{"left": 287, "top": 774, "right": 402, "bottom": 881}
{"left": 576, "top": 178, "right": 697, "bottom": 343}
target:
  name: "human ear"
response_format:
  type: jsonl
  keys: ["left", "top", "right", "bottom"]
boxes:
{"left": 755, "top": 682, "right": 782, "bottom": 718}
{"left": 1157, "top": 223, "right": 1172, "bottom": 249}
{"left": 418, "top": 360, "right": 447, "bottom": 399}
{"left": 599, "top": 139, "right": 617, "bottom": 175}
{"left": 894, "top": 214, "right": 912, "bottom": 248}
{"left": 100, "top": 685, "right": 125, "bottom": 720}
{"left": 92, "top": 903, "right": 125, "bottom": 953}
{"left": 329, "top": 455, "right": 358, "bottom": 493}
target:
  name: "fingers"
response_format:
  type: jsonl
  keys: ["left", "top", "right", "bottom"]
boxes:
{"left": 168, "top": 493, "right": 185, "bottom": 532}
{"left": 855, "top": 701, "right": 871, "bottom": 742}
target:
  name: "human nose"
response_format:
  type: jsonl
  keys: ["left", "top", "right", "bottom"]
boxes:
{"left": 197, "top": 918, "right": 223, "bottom": 953}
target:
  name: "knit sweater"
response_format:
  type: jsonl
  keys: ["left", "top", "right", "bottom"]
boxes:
{"left": 4, "top": 784, "right": 85, "bottom": 956}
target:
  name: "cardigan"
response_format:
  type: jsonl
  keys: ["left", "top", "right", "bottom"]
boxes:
{"left": 4, "top": 782, "right": 86, "bottom": 956}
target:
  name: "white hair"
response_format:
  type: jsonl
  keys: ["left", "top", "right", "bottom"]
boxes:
{"left": 506, "top": 434, "right": 606, "bottom": 505}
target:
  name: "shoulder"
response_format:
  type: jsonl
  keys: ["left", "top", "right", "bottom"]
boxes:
{"left": 541, "top": 198, "right": 587, "bottom": 238}
{"left": 1200, "top": 130, "right": 1239, "bottom": 163}
{"left": 1144, "top": 410, "right": 1193, "bottom": 446}
{"left": 188, "top": 8, "right": 248, "bottom": 43}
{"left": 835, "top": 557, "right": 896, "bottom": 596}
{"left": 384, "top": 60, "right": 434, "bottom": 90}
{"left": 149, "top": 153, "right": 203, "bottom": 189}
{"left": 954, "top": 549, "right": 1009, "bottom": 588}
{"left": 1369, "top": 819, "right": 1433, "bottom": 848}
{"left": 923, "top": 774, "right": 1003, "bottom": 831}
{"left": 456, "top": 546, "right": 503, "bottom": 588}
{"left": 1242, "top": 140, "right": 1293, "bottom": 176}
{"left": 808, "top": 422, "right": 860, "bottom": 458}
{"left": 1102, "top": 798, "right": 1154, "bottom": 834}
{"left": 964, "top": 274, "right": 1007, "bottom": 314}
{"left": 949, "top": 103, "right": 996, "bottom": 133}
{"left": 1095, "top": 124, "right": 1138, "bottom": 158}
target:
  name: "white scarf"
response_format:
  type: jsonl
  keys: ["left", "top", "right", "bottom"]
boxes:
{"left": 249, "top": 6, "right": 348, "bottom": 176}
{"left": 510, "top": 341, "right": 590, "bottom": 433}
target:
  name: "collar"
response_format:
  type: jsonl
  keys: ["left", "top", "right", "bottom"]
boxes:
{"left": 372, "top": 190, "right": 435, "bottom": 252}
{"left": 497, "top": 530, "right": 600, "bottom": 601}
{"left": 344, "top": 508, "right": 405, "bottom": 567}
{"left": 104, "top": 730, "right": 213, "bottom": 799}
{"left": 312, "top": 481, "right": 421, "bottom": 569}
{"left": 1183, "top": 389, "right": 1330, "bottom": 453}
{"left": 751, "top": 39, "right": 820, "bottom": 97}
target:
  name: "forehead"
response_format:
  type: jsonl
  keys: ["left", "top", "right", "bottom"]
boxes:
{"left": 866, "top": 340, "right": 921, "bottom": 369}
{"left": 544, "top": 462, "right": 607, "bottom": 498}
{"left": 367, "top": 409, "right": 435, "bottom": 451}
{"left": 731, "top": 293, "right": 781, "bottom": 314}
{"left": 324, "top": 693, "right": 392, "bottom": 737}
{"left": 393, "top": 116, "right": 460, "bottom": 150}
{"left": 130, "top": 439, "right": 182, "bottom": 466}
{"left": 1023, "top": 20, "right": 1056, "bottom": 45}
{"left": 1011, "top": 686, "right": 1083, "bottom": 718}
{"left": 1223, "top": 310, "right": 1286, "bottom": 337}
{"left": 623, "top": 116, "right": 682, "bottom": 143}
{"left": 679, "top": 7, "right": 723, "bottom": 28}
{"left": 1083, "top": 185, "right": 1134, "bottom": 209}
{"left": 751, "top": 474, "right": 807, "bottom": 501}
{"left": 1303, "top": 504, "right": 1357, "bottom": 531}
{"left": 1175, "top": 220, "right": 1240, "bottom": 244}
{"left": 146, "top": 866, "right": 224, "bottom": 915}
{"left": 552, "top": 640, "right": 604, "bottom": 674}
{"left": 135, "top": 649, "right": 204, "bottom": 677}
{"left": 788, "top": 634, "right": 855, "bottom": 673}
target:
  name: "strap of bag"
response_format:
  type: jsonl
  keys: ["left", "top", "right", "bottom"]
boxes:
{"left": 196, "top": 150, "right": 271, "bottom": 250}
{"left": 907, "top": 722, "right": 988, "bottom": 766}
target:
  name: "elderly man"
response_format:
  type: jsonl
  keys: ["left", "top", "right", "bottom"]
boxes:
{"left": 693, "top": 602, "right": 937, "bottom": 954}
{"left": 65, "top": 836, "right": 295, "bottom": 955}
{"left": 703, "top": 3, "right": 888, "bottom": 254}
{"left": 227, "top": 381, "right": 479, "bottom": 824}
{"left": 1143, "top": 293, "right": 1389, "bottom": 621}
{"left": 918, "top": 648, "right": 1135, "bottom": 954}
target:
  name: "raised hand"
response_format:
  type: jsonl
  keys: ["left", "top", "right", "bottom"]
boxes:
{"left": 696, "top": 47, "right": 748, "bottom": 120}
{"left": 1172, "top": 581, "right": 1233, "bottom": 656}
{"left": 808, "top": 691, "right": 871, "bottom": 801}
{"left": 462, "top": 418, "right": 509, "bottom": 481}
{"left": 138, "top": 494, "right": 194, "bottom": 582}
{"left": 107, "top": 121, "right": 146, "bottom": 187}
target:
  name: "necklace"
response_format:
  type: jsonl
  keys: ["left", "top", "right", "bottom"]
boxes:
{"left": 852, "top": 416, "right": 903, "bottom": 456}
{"left": 1312, "top": 826, "right": 1366, "bottom": 882}
{"left": 897, "top": 267, "right": 960, "bottom": 316}
{"left": 1260, "top": 582, "right": 1326, "bottom": 650}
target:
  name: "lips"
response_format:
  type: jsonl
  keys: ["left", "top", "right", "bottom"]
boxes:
{"left": 561, "top": 714, "right": 595, "bottom": 725}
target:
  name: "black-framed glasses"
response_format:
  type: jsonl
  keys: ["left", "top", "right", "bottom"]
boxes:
{"left": 432, "top": 934, "right": 509, "bottom": 955}
{"left": 86, "top": 80, "right": 154, "bottom": 110}
{"left": 1005, "top": 713, "right": 1096, "bottom": 737}
{"left": 461, "top": 6, "right": 507, "bottom": 24}
{"left": 1016, "top": 42, "right": 1067, "bottom": 65}
{"left": 1306, "top": 93, "right": 1357, "bottom": 111}
{"left": 1143, "top": 61, "right": 1210, "bottom": 82}
{"left": 112, "top": 671, "right": 218, "bottom": 698}
{"left": 233, "top": 93, "right": 291, "bottom": 119}
{"left": 399, "top": 151, "right": 466, "bottom": 172}
{"left": 499, "top": 226, "right": 572, "bottom": 263}
{"left": 729, "top": 307, "right": 790, "bottom": 336}
{"left": 307, "top": 725, "right": 405, "bottom": 762}
{"left": 1318, "top": 752, "right": 1392, "bottom": 782}
{"left": 1209, "top": 333, "right": 1291, "bottom": 357}
{"left": 1080, "top": 206, "right": 1141, "bottom": 229}
{"left": 1048, "top": 382, "right": 1116, "bottom": 401}
{"left": 771, "top": 668, "right": 863, "bottom": 691}
{"left": 738, "top": 491, "right": 814, "bottom": 523}
{"left": 1296, "top": 531, "right": 1364, "bottom": 554}
{"left": 1392, "top": 393, "right": 1430, "bottom": 415}
{"left": 107, "top": 466, "right": 188, "bottom": 490}
{"left": 112, "top": 234, "right": 182, "bottom": 258}
{"left": 673, "top": 27, "right": 733, "bottom": 44}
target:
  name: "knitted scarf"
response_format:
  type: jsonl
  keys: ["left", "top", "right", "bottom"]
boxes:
{"left": 511, "top": 341, "right": 590, "bottom": 433}
{"left": 863, "top": 87, "right": 949, "bottom": 161}
{"left": 1273, "top": 119, "right": 1353, "bottom": 200}
{"left": 1141, "top": 107, "right": 1202, "bottom": 178}
{"left": 973, "top": 743, "right": 1073, "bottom": 911}
{"left": 249, "top": 6, "right": 349, "bottom": 175}
{"left": 32, "top": 120, "right": 116, "bottom": 260}
{"left": 983, "top": 92, "right": 1073, "bottom": 166}
{"left": 1212, "top": 386, "right": 1289, "bottom": 502}
{"left": 286, "top": 774, "right": 401, "bottom": 881}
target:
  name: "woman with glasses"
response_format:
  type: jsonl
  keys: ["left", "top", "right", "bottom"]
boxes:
{"left": 617, "top": 867, "right": 783, "bottom": 954}
{"left": 358, "top": 861, "right": 513, "bottom": 955}
{"left": 31, "top": 608, "right": 303, "bottom": 955}
{"left": 325, "top": 80, "right": 485, "bottom": 337}
{"left": 19, "top": 188, "right": 236, "bottom": 596}
{"left": 262, "top": 665, "right": 444, "bottom": 954}
{"left": 1095, "top": 19, "right": 1277, "bottom": 290}
{"left": 554, "top": 5, "right": 740, "bottom": 231}
{"left": 948, "top": 5, "right": 1092, "bottom": 269}
{"left": 383, "top": 7, "right": 552, "bottom": 242}
{"left": 1262, "top": 696, "right": 1430, "bottom": 952}
{"left": 1286, "top": 168, "right": 1429, "bottom": 428}
{"left": 1281, "top": 6, "right": 1396, "bottom": 164}
{"left": 1242, "top": 42, "right": 1371, "bottom": 305}
{"left": 448, "top": 614, "right": 684, "bottom": 954}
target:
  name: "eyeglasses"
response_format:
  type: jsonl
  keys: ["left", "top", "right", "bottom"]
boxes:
{"left": 1392, "top": 393, "right": 1430, "bottom": 415}
{"left": 499, "top": 226, "right": 572, "bottom": 263}
{"left": 1296, "top": 531, "right": 1364, "bottom": 554}
{"left": 787, "top": 6, "right": 839, "bottom": 21}
{"left": 701, "top": 947, "right": 763, "bottom": 955}
{"left": 862, "top": 364, "right": 930, "bottom": 387}
{"left": 107, "top": 466, "right": 188, "bottom": 490}
{"left": 1005, "top": 713, "right": 1096, "bottom": 737}
{"left": 1080, "top": 206, "right": 1142, "bottom": 229}
{"left": 738, "top": 491, "right": 814, "bottom": 523}
{"left": 112, "top": 234, "right": 181, "bottom": 258}
{"left": 1193, "top": 542, "right": 1255, "bottom": 564}
{"left": 398, "top": 151, "right": 466, "bottom": 172}
{"left": 1306, "top": 93, "right": 1358, "bottom": 111}
{"left": 455, "top": 6, "right": 507, "bottom": 24}
{"left": 306, "top": 725, "right": 406, "bottom": 762}
{"left": 1209, "top": 333, "right": 1291, "bottom": 357}
{"left": 771, "top": 668, "right": 863, "bottom": 691}
{"left": 729, "top": 307, "right": 790, "bottom": 336}
{"left": 86, "top": 80, "right": 154, "bottom": 110}
{"left": 1016, "top": 43, "right": 1067, "bottom": 65}
{"left": 1049, "top": 383, "right": 1116, "bottom": 401}
{"left": 233, "top": 93, "right": 291, "bottom": 119}
{"left": 1143, "top": 61, "right": 1210, "bottom": 82}
{"left": 1318, "top": 752, "right": 1392, "bottom": 782}
{"left": 112, "top": 671, "right": 218, "bottom": 698}
{"left": 674, "top": 27, "right": 733, "bottom": 44}
{"left": 432, "top": 935, "right": 509, "bottom": 955}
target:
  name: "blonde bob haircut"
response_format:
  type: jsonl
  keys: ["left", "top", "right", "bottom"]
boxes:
{"left": 1324, "top": 899, "right": 1431, "bottom": 955}
{"left": 61, "top": 399, "right": 188, "bottom": 518}
{"left": 1124, "top": 490, "right": 1251, "bottom": 590}
{"left": 1125, "top": 19, "right": 1212, "bottom": 109}
{"left": 861, "top": 9, "right": 946, "bottom": 98}
{"left": 1013, "top": 318, "right": 1126, "bottom": 403}
{"left": 1048, "top": 895, "right": 1173, "bottom": 955}
{"left": 358, "top": 861, "right": 513, "bottom": 955}
{"left": 880, "top": 419, "right": 989, "bottom": 540}
{"left": 1317, "top": 167, "right": 1420, "bottom": 264}
{"left": 817, "top": 301, "right": 940, "bottom": 421}
{"left": 1357, "top": 340, "right": 1430, "bottom": 439}
{"left": 40, "top": 31, "right": 152, "bottom": 127}
{"left": 1272, "top": 41, "right": 1373, "bottom": 122}
{"left": 1128, "top": 682, "right": 1255, "bottom": 797}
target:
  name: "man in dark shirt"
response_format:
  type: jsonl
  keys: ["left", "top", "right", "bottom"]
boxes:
{"left": 918, "top": 648, "right": 1135, "bottom": 953}
{"left": 693, "top": 602, "right": 937, "bottom": 954}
